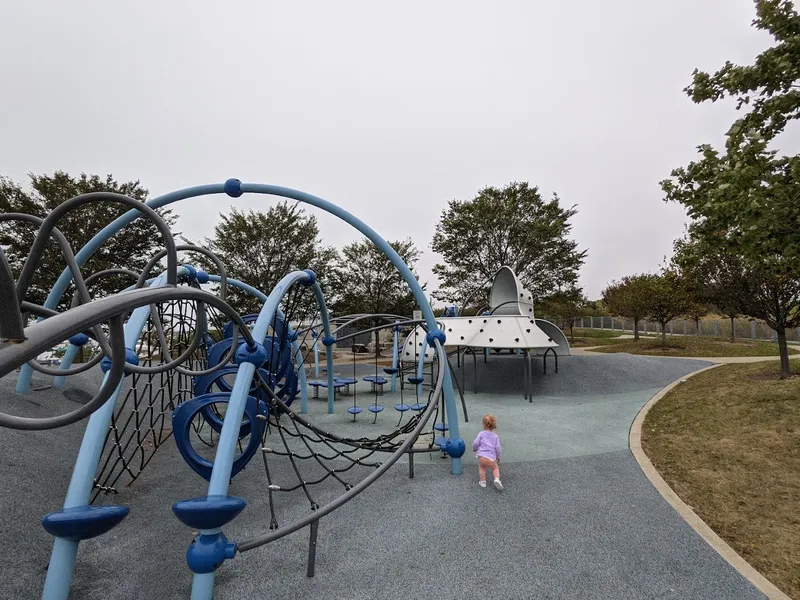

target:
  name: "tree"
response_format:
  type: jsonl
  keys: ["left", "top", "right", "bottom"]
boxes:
{"left": 674, "top": 236, "right": 746, "bottom": 342}
{"left": 662, "top": 140, "right": 800, "bottom": 377}
{"left": 198, "top": 203, "right": 337, "bottom": 316}
{"left": 431, "top": 182, "right": 587, "bottom": 305}
{"left": 644, "top": 271, "right": 693, "bottom": 349}
{"left": 329, "top": 237, "right": 422, "bottom": 318}
{"left": 686, "top": 0, "right": 800, "bottom": 144}
{"left": 674, "top": 234, "right": 800, "bottom": 373}
{"left": 0, "top": 171, "right": 176, "bottom": 310}
{"left": 602, "top": 275, "right": 653, "bottom": 341}
{"left": 538, "top": 286, "right": 587, "bottom": 343}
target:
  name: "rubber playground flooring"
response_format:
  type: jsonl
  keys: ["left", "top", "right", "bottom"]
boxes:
{"left": 0, "top": 354, "right": 768, "bottom": 599}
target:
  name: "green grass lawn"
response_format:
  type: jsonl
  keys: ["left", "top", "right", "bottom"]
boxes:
{"left": 588, "top": 335, "right": 798, "bottom": 357}
{"left": 565, "top": 328, "right": 659, "bottom": 348}
{"left": 642, "top": 362, "right": 799, "bottom": 598}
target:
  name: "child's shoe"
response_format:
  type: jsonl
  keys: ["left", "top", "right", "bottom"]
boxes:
{"left": 493, "top": 478, "right": 504, "bottom": 490}
{"left": 478, "top": 480, "right": 487, "bottom": 488}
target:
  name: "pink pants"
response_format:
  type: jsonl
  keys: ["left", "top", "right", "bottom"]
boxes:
{"left": 478, "top": 456, "right": 500, "bottom": 481}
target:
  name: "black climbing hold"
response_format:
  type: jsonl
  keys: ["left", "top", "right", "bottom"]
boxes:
{"left": 515, "top": 338, "right": 519, "bottom": 342}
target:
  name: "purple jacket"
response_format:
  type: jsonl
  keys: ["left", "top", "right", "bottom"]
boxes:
{"left": 472, "top": 430, "right": 501, "bottom": 462}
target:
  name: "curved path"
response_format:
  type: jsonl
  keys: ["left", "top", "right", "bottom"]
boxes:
{"left": 0, "top": 354, "right": 769, "bottom": 599}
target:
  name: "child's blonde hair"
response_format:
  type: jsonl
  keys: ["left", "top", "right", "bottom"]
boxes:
{"left": 482, "top": 414, "right": 497, "bottom": 430}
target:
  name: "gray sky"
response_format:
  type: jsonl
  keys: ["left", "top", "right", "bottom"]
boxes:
{"left": 0, "top": 0, "right": 774, "bottom": 301}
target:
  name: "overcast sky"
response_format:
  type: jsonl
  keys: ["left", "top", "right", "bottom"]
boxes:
{"left": 0, "top": 1, "right": 777, "bottom": 301}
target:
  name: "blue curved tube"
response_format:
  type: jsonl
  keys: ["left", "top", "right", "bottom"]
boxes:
{"left": 204, "top": 275, "right": 331, "bottom": 415}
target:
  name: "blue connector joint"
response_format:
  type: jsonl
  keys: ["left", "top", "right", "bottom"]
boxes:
{"left": 181, "top": 264, "right": 197, "bottom": 281}
{"left": 321, "top": 336, "right": 336, "bottom": 347}
{"left": 426, "top": 328, "right": 446, "bottom": 346}
{"left": 301, "top": 269, "right": 317, "bottom": 286}
{"left": 235, "top": 342, "right": 267, "bottom": 366}
{"left": 68, "top": 332, "right": 89, "bottom": 346}
{"left": 196, "top": 270, "right": 210, "bottom": 284}
{"left": 224, "top": 178, "right": 243, "bottom": 198}
{"left": 100, "top": 348, "right": 140, "bottom": 375}
{"left": 186, "top": 532, "right": 237, "bottom": 574}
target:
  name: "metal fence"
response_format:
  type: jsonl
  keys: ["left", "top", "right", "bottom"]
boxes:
{"left": 565, "top": 315, "right": 800, "bottom": 343}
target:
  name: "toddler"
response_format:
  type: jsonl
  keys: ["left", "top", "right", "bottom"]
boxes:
{"left": 472, "top": 414, "right": 503, "bottom": 490}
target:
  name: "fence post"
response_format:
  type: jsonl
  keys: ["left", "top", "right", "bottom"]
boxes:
{"left": 751, "top": 321, "right": 756, "bottom": 339}
{"left": 713, "top": 320, "right": 719, "bottom": 337}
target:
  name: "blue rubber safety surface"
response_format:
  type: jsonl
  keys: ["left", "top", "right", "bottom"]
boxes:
{"left": 0, "top": 354, "right": 768, "bottom": 600}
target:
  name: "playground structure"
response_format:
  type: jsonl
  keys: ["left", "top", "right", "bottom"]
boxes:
{"left": 0, "top": 180, "right": 464, "bottom": 600}
{"left": 400, "top": 265, "right": 571, "bottom": 400}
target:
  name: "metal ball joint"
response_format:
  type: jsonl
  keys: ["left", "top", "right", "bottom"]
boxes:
{"left": 426, "top": 328, "right": 446, "bottom": 346}
{"left": 100, "top": 348, "right": 140, "bottom": 375}
{"left": 235, "top": 342, "right": 268, "bottom": 366}
{"left": 444, "top": 438, "right": 466, "bottom": 458}
{"left": 224, "top": 178, "right": 243, "bottom": 198}
{"left": 321, "top": 336, "right": 336, "bottom": 347}
{"left": 181, "top": 264, "right": 198, "bottom": 281}
{"left": 68, "top": 333, "right": 89, "bottom": 347}
{"left": 301, "top": 269, "right": 317, "bottom": 286}
{"left": 186, "top": 532, "right": 237, "bottom": 574}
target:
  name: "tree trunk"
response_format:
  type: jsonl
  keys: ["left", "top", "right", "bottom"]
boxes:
{"left": 634, "top": 318, "right": 640, "bottom": 341}
{"left": 777, "top": 327, "right": 791, "bottom": 380}
{"left": 695, "top": 317, "right": 700, "bottom": 335}
{"left": 569, "top": 322, "right": 575, "bottom": 344}
{"left": 661, "top": 323, "right": 667, "bottom": 349}
{"left": 730, "top": 315, "right": 735, "bottom": 343}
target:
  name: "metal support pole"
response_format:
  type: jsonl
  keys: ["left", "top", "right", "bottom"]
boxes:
{"left": 527, "top": 351, "right": 533, "bottom": 402}
{"left": 523, "top": 350, "right": 528, "bottom": 401}
{"left": 409, "top": 453, "right": 415, "bottom": 479}
{"left": 306, "top": 519, "right": 319, "bottom": 578}
{"left": 472, "top": 350, "right": 478, "bottom": 394}
{"left": 391, "top": 323, "right": 399, "bottom": 392}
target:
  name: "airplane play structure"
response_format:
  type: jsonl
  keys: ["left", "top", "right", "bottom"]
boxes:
{"left": 0, "top": 180, "right": 567, "bottom": 600}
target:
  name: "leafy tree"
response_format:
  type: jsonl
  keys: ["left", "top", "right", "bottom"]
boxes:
{"left": 538, "top": 286, "right": 587, "bottom": 343}
{"left": 662, "top": 140, "right": 800, "bottom": 377}
{"left": 673, "top": 234, "right": 800, "bottom": 375}
{"left": 329, "top": 237, "right": 422, "bottom": 318}
{"left": 686, "top": 0, "right": 800, "bottom": 144}
{"left": 198, "top": 203, "right": 337, "bottom": 316}
{"left": 674, "top": 237, "right": 746, "bottom": 342}
{"left": 643, "top": 271, "right": 693, "bottom": 349}
{"left": 602, "top": 275, "right": 653, "bottom": 341}
{"left": 0, "top": 171, "right": 176, "bottom": 310}
{"left": 431, "top": 182, "right": 587, "bottom": 305}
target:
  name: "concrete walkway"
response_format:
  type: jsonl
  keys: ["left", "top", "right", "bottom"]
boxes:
{"left": 0, "top": 354, "right": 769, "bottom": 599}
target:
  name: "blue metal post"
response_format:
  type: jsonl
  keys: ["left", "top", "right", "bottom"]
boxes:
{"left": 294, "top": 338, "right": 308, "bottom": 414}
{"left": 53, "top": 344, "right": 80, "bottom": 389}
{"left": 312, "top": 331, "right": 320, "bottom": 377}
{"left": 416, "top": 337, "right": 427, "bottom": 396}
{"left": 391, "top": 322, "right": 399, "bottom": 392}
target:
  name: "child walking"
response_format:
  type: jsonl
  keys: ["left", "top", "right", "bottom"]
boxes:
{"left": 472, "top": 414, "right": 503, "bottom": 490}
